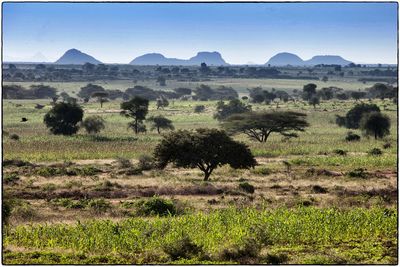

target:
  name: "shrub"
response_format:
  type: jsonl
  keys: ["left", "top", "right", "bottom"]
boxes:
{"left": 12, "top": 201, "right": 37, "bottom": 221}
{"left": 194, "top": 105, "right": 205, "bottom": 113}
{"left": 345, "top": 131, "right": 360, "bottom": 142}
{"left": 81, "top": 116, "right": 105, "bottom": 134}
{"left": 138, "top": 155, "right": 155, "bottom": 170}
{"left": 2, "top": 200, "right": 12, "bottom": 225}
{"left": 9, "top": 134, "right": 20, "bottom": 141}
{"left": 162, "top": 236, "right": 204, "bottom": 260}
{"left": 4, "top": 173, "right": 20, "bottom": 185}
{"left": 347, "top": 168, "right": 368, "bottom": 178}
{"left": 360, "top": 112, "right": 391, "bottom": 139}
{"left": 265, "top": 253, "right": 289, "bottom": 264}
{"left": 51, "top": 198, "right": 89, "bottom": 209}
{"left": 312, "top": 185, "right": 328, "bottom": 194}
{"left": 218, "top": 237, "right": 261, "bottom": 263}
{"left": 115, "top": 157, "right": 133, "bottom": 168}
{"left": 383, "top": 142, "right": 391, "bottom": 149}
{"left": 333, "top": 149, "right": 347, "bottom": 156}
{"left": 124, "top": 167, "right": 143, "bottom": 175}
{"left": 368, "top": 148, "right": 383, "bottom": 156}
{"left": 239, "top": 182, "right": 255, "bottom": 194}
{"left": 87, "top": 198, "right": 111, "bottom": 214}
{"left": 136, "top": 196, "right": 177, "bottom": 216}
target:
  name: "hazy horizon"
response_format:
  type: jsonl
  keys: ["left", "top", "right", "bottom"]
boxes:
{"left": 3, "top": 2, "right": 398, "bottom": 64}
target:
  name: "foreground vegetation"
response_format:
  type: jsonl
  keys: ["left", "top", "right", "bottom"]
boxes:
{"left": 3, "top": 207, "right": 397, "bottom": 264}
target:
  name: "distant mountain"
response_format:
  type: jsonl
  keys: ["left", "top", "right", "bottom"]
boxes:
{"left": 55, "top": 49, "right": 102, "bottom": 64}
{"left": 266, "top": 52, "right": 353, "bottom": 66}
{"left": 130, "top": 51, "right": 228, "bottom": 66}
{"left": 305, "top": 55, "right": 352, "bottom": 66}
{"left": 266, "top": 52, "right": 304, "bottom": 66}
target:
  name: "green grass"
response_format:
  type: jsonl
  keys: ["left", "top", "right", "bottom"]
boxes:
{"left": 4, "top": 207, "right": 397, "bottom": 264}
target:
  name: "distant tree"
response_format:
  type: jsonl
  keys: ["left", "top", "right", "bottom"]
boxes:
{"left": 322, "top": 76, "right": 329, "bottom": 82}
{"left": 92, "top": 91, "right": 109, "bottom": 108}
{"left": 81, "top": 115, "right": 105, "bottom": 134}
{"left": 44, "top": 102, "right": 83, "bottom": 135}
{"left": 248, "top": 87, "right": 265, "bottom": 103}
{"left": 78, "top": 84, "right": 105, "bottom": 99}
{"left": 173, "top": 88, "right": 192, "bottom": 97}
{"left": 214, "top": 99, "right": 251, "bottom": 121}
{"left": 35, "top": 64, "right": 46, "bottom": 71}
{"left": 367, "top": 83, "right": 394, "bottom": 100}
{"left": 156, "top": 96, "right": 169, "bottom": 110}
{"left": 200, "top": 63, "right": 210, "bottom": 74}
{"left": 154, "top": 128, "right": 257, "bottom": 181}
{"left": 120, "top": 96, "right": 149, "bottom": 134}
{"left": 302, "top": 83, "right": 317, "bottom": 101}
{"left": 263, "top": 90, "right": 277, "bottom": 104}
{"left": 309, "top": 96, "right": 320, "bottom": 109}
{"left": 194, "top": 84, "right": 214, "bottom": 101}
{"left": 148, "top": 115, "right": 174, "bottom": 134}
{"left": 30, "top": 84, "right": 57, "bottom": 99}
{"left": 342, "top": 103, "right": 381, "bottom": 129}
{"left": 222, "top": 111, "right": 309, "bottom": 143}
{"left": 125, "top": 85, "right": 159, "bottom": 101}
{"left": 360, "top": 112, "right": 390, "bottom": 139}
{"left": 350, "top": 91, "right": 367, "bottom": 101}
{"left": 82, "top": 63, "right": 95, "bottom": 73}
{"left": 106, "top": 89, "right": 124, "bottom": 100}
{"left": 8, "top": 64, "right": 17, "bottom": 70}
{"left": 157, "top": 76, "right": 166, "bottom": 86}
{"left": 241, "top": 96, "right": 249, "bottom": 101}
{"left": 194, "top": 105, "right": 205, "bottom": 113}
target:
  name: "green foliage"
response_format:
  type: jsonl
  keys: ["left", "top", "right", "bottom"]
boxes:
{"left": 347, "top": 168, "right": 368, "bottom": 178}
{"left": 345, "top": 131, "right": 361, "bottom": 142}
{"left": 87, "top": 198, "right": 111, "bottom": 214}
{"left": 194, "top": 105, "right": 205, "bottom": 113}
{"left": 341, "top": 103, "right": 381, "bottom": 129}
{"left": 214, "top": 99, "right": 251, "bottom": 121}
{"left": 4, "top": 173, "right": 20, "bottom": 184}
{"left": 162, "top": 235, "right": 204, "bottom": 260}
{"left": 223, "top": 111, "right": 309, "bottom": 143}
{"left": 368, "top": 148, "right": 383, "bottom": 156}
{"left": 81, "top": 115, "right": 105, "bottom": 134}
{"left": 136, "top": 196, "right": 177, "bottom": 216}
{"left": 154, "top": 128, "right": 256, "bottom": 180}
{"left": 44, "top": 102, "right": 84, "bottom": 135}
{"left": 138, "top": 154, "right": 155, "bottom": 170}
{"left": 239, "top": 182, "right": 255, "bottom": 194}
{"left": 77, "top": 83, "right": 105, "bottom": 99}
{"left": 120, "top": 96, "right": 149, "bottom": 134}
{"left": 147, "top": 115, "right": 174, "bottom": 134}
{"left": 360, "top": 112, "right": 391, "bottom": 139}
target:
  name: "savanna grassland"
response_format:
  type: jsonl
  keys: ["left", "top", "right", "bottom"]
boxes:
{"left": 2, "top": 75, "right": 398, "bottom": 264}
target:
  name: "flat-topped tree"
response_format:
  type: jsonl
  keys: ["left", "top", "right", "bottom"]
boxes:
{"left": 120, "top": 96, "right": 149, "bottom": 134}
{"left": 154, "top": 129, "right": 256, "bottom": 181}
{"left": 222, "top": 111, "right": 309, "bottom": 143}
{"left": 92, "top": 91, "right": 109, "bottom": 108}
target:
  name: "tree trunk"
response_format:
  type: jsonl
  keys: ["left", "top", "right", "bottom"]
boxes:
{"left": 203, "top": 169, "right": 212, "bottom": 181}
{"left": 100, "top": 101, "right": 103, "bottom": 108}
{"left": 375, "top": 131, "right": 377, "bottom": 140}
{"left": 134, "top": 118, "right": 138, "bottom": 134}
{"left": 157, "top": 127, "right": 160, "bottom": 134}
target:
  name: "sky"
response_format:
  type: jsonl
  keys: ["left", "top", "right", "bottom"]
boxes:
{"left": 3, "top": 2, "right": 398, "bottom": 64}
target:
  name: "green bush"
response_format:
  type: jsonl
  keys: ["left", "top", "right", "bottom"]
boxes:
{"left": 87, "top": 199, "right": 111, "bottom": 214}
{"left": 136, "top": 196, "right": 177, "bottom": 216}
{"left": 239, "top": 182, "right": 255, "bottom": 194}
{"left": 138, "top": 155, "right": 155, "bottom": 170}
{"left": 347, "top": 168, "right": 368, "bottom": 178}
{"left": 218, "top": 237, "right": 261, "bottom": 263}
{"left": 162, "top": 236, "right": 204, "bottom": 260}
{"left": 4, "top": 173, "right": 20, "bottom": 185}
{"left": 368, "top": 148, "right": 383, "bottom": 156}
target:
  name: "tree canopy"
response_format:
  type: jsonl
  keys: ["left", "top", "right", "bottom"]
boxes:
{"left": 222, "top": 111, "right": 309, "bottom": 142}
{"left": 120, "top": 96, "right": 149, "bottom": 134}
{"left": 360, "top": 112, "right": 391, "bottom": 139}
{"left": 148, "top": 115, "right": 174, "bottom": 134}
{"left": 154, "top": 128, "right": 257, "bottom": 181}
{"left": 43, "top": 102, "right": 83, "bottom": 135}
{"left": 214, "top": 99, "right": 252, "bottom": 121}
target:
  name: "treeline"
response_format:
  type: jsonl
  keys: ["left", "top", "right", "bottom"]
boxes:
{"left": 3, "top": 83, "right": 238, "bottom": 102}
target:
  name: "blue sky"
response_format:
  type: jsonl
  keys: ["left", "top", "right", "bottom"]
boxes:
{"left": 3, "top": 2, "right": 398, "bottom": 64}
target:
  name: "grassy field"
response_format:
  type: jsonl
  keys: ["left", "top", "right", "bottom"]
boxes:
{"left": 2, "top": 78, "right": 398, "bottom": 264}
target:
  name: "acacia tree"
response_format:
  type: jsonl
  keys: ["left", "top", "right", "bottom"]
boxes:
{"left": 360, "top": 112, "right": 391, "bottom": 139}
{"left": 92, "top": 91, "right": 109, "bottom": 108}
{"left": 120, "top": 96, "right": 149, "bottom": 134}
{"left": 81, "top": 115, "right": 105, "bottom": 134}
{"left": 44, "top": 102, "right": 83, "bottom": 135}
{"left": 154, "top": 129, "right": 257, "bottom": 181}
{"left": 222, "top": 111, "right": 309, "bottom": 143}
{"left": 148, "top": 115, "right": 174, "bottom": 134}
{"left": 309, "top": 96, "right": 320, "bottom": 109}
